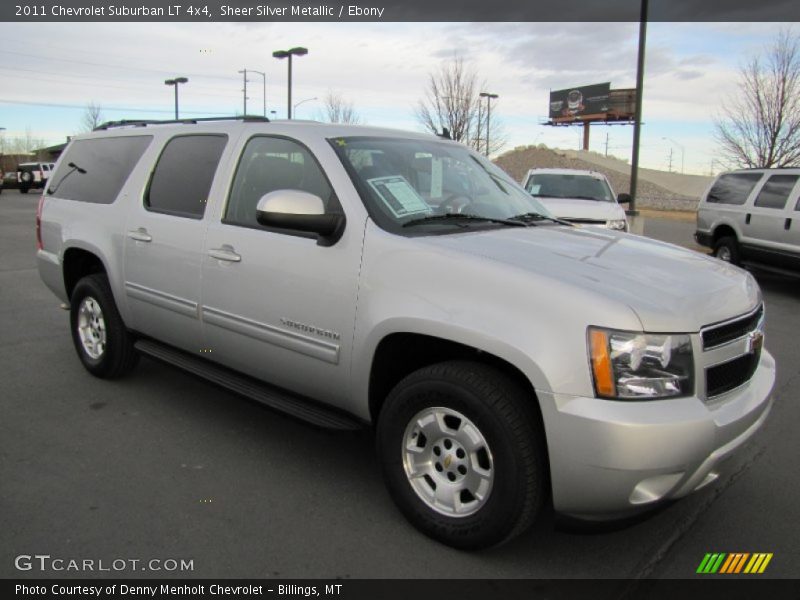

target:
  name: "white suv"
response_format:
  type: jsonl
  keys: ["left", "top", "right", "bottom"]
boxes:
{"left": 522, "top": 168, "right": 630, "bottom": 231}
{"left": 37, "top": 118, "right": 774, "bottom": 549}
{"left": 17, "top": 161, "right": 55, "bottom": 194}
{"left": 696, "top": 168, "right": 800, "bottom": 275}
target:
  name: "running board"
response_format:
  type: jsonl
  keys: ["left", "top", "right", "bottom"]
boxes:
{"left": 134, "top": 339, "right": 363, "bottom": 431}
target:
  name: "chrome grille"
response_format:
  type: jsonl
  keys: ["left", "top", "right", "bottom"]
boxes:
{"left": 706, "top": 352, "right": 761, "bottom": 398}
{"left": 701, "top": 304, "right": 764, "bottom": 400}
{"left": 702, "top": 305, "right": 764, "bottom": 350}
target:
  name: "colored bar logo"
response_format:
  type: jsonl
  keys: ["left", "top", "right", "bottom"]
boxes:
{"left": 697, "top": 552, "right": 773, "bottom": 574}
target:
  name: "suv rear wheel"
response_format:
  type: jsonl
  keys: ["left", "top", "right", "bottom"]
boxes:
{"left": 714, "top": 236, "right": 740, "bottom": 265}
{"left": 70, "top": 273, "right": 139, "bottom": 378}
{"left": 377, "top": 361, "right": 545, "bottom": 549}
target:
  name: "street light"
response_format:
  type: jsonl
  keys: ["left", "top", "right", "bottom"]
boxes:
{"left": 479, "top": 92, "right": 498, "bottom": 157}
{"left": 237, "top": 69, "right": 249, "bottom": 115}
{"left": 164, "top": 77, "right": 188, "bottom": 120}
{"left": 249, "top": 70, "right": 267, "bottom": 117}
{"left": 662, "top": 136, "right": 685, "bottom": 174}
{"left": 272, "top": 47, "right": 308, "bottom": 119}
{"left": 293, "top": 97, "right": 317, "bottom": 118}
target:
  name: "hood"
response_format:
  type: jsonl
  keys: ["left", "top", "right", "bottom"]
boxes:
{"left": 420, "top": 225, "right": 760, "bottom": 332}
{"left": 535, "top": 197, "right": 626, "bottom": 222}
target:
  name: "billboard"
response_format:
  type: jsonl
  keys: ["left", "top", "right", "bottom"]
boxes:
{"left": 549, "top": 82, "right": 611, "bottom": 119}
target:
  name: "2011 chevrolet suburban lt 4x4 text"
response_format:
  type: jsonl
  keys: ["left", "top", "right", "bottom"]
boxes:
{"left": 37, "top": 118, "right": 775, "bottom": 549}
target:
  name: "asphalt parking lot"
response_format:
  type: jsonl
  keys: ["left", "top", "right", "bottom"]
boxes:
{"left": 1, "top": 189, "right": 798, "bottom": 586}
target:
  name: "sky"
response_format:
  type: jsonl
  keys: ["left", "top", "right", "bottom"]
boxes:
{"left": 0, "top": 21, "right": 789, "bottom": 175}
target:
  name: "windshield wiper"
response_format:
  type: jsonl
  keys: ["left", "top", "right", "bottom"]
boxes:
{"left": 570, "top": 195, "right": 606, "bottom": 201}
{"left": 508, "top": 212, "right": 573, "bottom": 226}
{"left": 48, "top": 162, "right": 87, "bottom": 194}
{"left": 402, "top": 213, "right": 528, "bottom": 228}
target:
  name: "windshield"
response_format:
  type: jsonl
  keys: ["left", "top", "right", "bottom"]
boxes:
{"left": 330, "top": 136, "right": 553, "bottom": 234}
{"left": 525, "top": 173, "right": 614, "bottom": 202}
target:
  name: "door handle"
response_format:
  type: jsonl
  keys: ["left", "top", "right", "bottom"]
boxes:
{"left": 786, "top": 217, "right": 793, "bottom": 230}
{"left": 127, "top": 228, "right": 152, "bottom": 242}
{"left": 745, "top": 213, "right": 751, "bottom": 225}
{"left": 208, "top": 245, "right": 241, "bottom": 263}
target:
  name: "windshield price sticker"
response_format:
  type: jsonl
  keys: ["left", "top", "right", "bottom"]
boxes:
{"left": 368, "top": 176, "right": 432, "bottom": 218}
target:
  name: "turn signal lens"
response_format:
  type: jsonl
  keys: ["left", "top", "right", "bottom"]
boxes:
{"left": 589, "top": 329, "right": 615, "bottom": 397}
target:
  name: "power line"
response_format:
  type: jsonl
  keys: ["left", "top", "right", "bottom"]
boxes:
{"left": 0, "top": 48, "right": 240, "bottom": 82}
{"left": 0, "top": 98, "right": 229, "bottom": 116}
{"left": 0, "top": 69, "right": 237, "bottom": 99}
{"left": 0, "top": 65, "right": 238, "bottom": 96}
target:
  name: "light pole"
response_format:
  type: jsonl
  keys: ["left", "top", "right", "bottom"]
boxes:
{"left": 479, "top": 92, "right": 498, "bottom": 157}
{"left": 662, "top": 136, "right": 685, "bottom": 174}
{"left": 164, "top": 77, "right": 188, "bottom": 120}
{"left": 237, "top": 69, "right": 249, "bottom": 115}
{"left": 293, "top": 97, "right": 317, "bottom": 118}
{"left": 272, "top": 47, "right": 308, "bottom": 119}
{"left": 248, "top": 70, "right": 267, "bottom": 117}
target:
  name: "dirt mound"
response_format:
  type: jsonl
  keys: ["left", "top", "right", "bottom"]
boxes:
{"left": 494, "top": 145, "right": 699, "bottom": 211}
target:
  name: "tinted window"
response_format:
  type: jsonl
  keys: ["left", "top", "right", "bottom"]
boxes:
{"left": 753, "top": 174, "right": 798, "bottom": 210}
{"left": 225, "top": 136, "right": 335, "bottom": 228}
{"left": 146, "top": 134, "right": 227, "bottom": 219}
{"left": 706, "top": 173, "right": 763, "bottom": 205}
{"left": 47, "top": 136, "right": 152, "bottom": 204}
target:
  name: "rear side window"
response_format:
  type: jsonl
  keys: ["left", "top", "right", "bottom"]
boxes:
{"left": 146, "top": 134, "right": 227, "bottom": 219}
{"left": 46, "top": 136, "right": 152, "bottom": 204}
{"left": 224, "top": 136, "right": 336, "bottom": 228}
{"left": 753, "top": 174, "right": 798, "bottom": 210}
{"left": 706, "top": 173, "right": 763, "bottom": 205}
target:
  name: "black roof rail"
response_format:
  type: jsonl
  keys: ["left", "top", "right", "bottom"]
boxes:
{"left": 94, "top": 115, "right": 270, "bottom": 131}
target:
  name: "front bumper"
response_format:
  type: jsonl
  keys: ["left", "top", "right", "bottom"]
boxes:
{"left": 540, "top": 349, "right": 775, "bottom": 519}
{"left": 695, "top": 230, "right": 712, "bottom": 248}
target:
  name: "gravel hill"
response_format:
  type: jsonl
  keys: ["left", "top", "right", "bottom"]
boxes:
{"left": 494, "top": 145, "right": 702, "bottom": 211}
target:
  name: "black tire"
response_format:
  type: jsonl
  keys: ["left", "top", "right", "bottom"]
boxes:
{"left": 70, "top": 273, "right": 139, "bottom": 378}
{"left": 377, "top": 361, "right": 546, "bottom": 549}
{"left": 714, "top": 236, "right": 740, "bottom": 266}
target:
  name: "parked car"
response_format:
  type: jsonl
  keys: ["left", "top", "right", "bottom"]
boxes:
{"left": 696, "top": 168, "right": 800, "bottom": 275}
{"left": 37, "top": 118, "right": 774, "bottom": 549}
{"left": 522, "top": 168, "right": 630, "bottom": 231}
{"left": 2, "top": 169, "right": 18, "bottom": 188}
{"left": 17, "top": 162, "right": 55, "bottom": 194}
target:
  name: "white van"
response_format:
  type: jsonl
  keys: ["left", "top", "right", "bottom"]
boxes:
{"left": 695, "top": 168, "right": 800, "bottom": 275}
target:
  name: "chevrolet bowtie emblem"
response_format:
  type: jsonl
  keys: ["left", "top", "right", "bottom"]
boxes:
{"left": 746, "top": 330, "right": 764, "bottom": 354}
{"left": 444, "top": 455, "right": 452, "bottom": 469}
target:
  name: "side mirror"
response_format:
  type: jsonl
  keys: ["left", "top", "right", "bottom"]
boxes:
{"left": 617, "top": 192, "right": 632, "bottom": 205}
{"left": 256, "top": 190, "right": 345, "bottom": 245}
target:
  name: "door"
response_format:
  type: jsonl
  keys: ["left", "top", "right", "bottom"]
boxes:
{"left": 200, "top": 135, "right": 362, "bottom": 410}
{"left": 124, "top": 134, "right": 228, "bottom": 352}
{"left": 744, "top": 173, "right": 799, "bottom": 268}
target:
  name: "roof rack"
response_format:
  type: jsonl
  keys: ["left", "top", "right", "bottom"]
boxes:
{"left": 94, "top": 115, "right": 270, "bottom": 131}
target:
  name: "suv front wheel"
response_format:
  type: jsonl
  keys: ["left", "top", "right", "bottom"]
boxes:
{"left": 377, "top": 361, "right": 546, "bottom": 549}
{"left": 713, "top": 236, "right": 741, "bottom": 266}
{"left": 70, "top": 273, "right": 139, "bottom": 378}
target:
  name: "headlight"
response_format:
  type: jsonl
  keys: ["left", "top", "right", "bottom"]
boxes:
{"left": 606, "top": 219, "right": 628, "bottom": 231}
{"left": 588, "top": 327, "right": 694, "bottom": 399}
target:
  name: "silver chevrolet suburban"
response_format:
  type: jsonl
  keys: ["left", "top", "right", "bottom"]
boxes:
{"left": 37, "top": 118, "right": 775, "bottom": 549}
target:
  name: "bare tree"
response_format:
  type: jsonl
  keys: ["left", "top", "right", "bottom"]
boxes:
{"left": 414, "top": 57, "right": 506, "bottom": 155}
{"left": 80, "top": 101, "right": 105, "bottom": 132}
{"left": 714, "top": 29, "right": 800, "bottom": 168}
{"left": 320, "top": 90, "right": 363, "bottom": 124}
{"left": 5, "top": 127, "right": 46, "bottom": 155}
